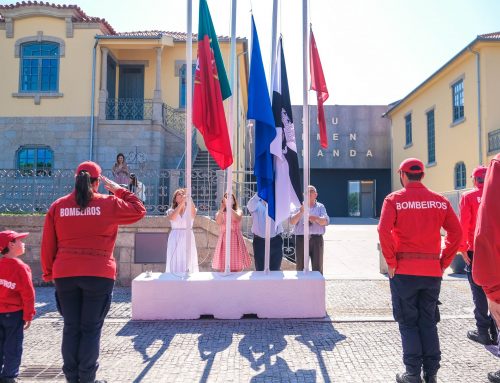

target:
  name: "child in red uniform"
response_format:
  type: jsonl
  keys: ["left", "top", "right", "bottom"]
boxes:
{"left": 0, "top": 230, "right": 36, "bottom": 383}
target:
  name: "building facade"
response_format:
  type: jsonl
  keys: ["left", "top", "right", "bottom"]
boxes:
{"left": 386, "top": 32, "right": 500, "bottom": 193}
{"left": 291, "top": 105, "right": 391, "bottom": 218}
{"left": 0, "top": 2, "right": 249, "bottom": 174}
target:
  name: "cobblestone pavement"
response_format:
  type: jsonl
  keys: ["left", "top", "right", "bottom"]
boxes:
{"left": 34, "top": 279, "right": 475, "bottom": 320}
{"left": 18, "top": 280, "right": 498, "bottom": 382}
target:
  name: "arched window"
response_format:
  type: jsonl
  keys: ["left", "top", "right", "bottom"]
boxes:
{"left": 454, "top": 162, "right": 466, "bottom": 189}
{"left": 16, "top": 146, "right": 54, "bottom": 176}
{"left": 20, "top": 41, "right": 60, "bottom": 92}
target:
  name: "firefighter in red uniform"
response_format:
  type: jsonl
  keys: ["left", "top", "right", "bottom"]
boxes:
{"left": 458, "top": 165, "right": 497, "bottom": 345}
{"left": 378, "top": 158, "right": 462, "bottom": 383}
{"left": 472, "top": 153, "right": 500, "bottom": 383}
{"left": 41, "top": 161, "right": 146, "bottom": 383}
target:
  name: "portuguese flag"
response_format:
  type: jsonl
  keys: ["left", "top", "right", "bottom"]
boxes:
{"left": 193, "top": 0, "right": 233, "bottom": 169}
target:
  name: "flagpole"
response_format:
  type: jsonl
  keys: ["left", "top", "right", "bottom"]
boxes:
{"left": 262, "top": 0, "right": 279, "bottom": 274}
{"left": 302, "top": 0, "right": 310, "bottom": 273}
{"left": 185, "top": 0, "right": 193, "bottom": 276}
{"left": 224, "top": 0, "right": 237, "bottom": 274}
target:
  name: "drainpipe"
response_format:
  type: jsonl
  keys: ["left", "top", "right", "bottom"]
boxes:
{"left": 468, "top": 47, "right": 482, "bottom": 165}
{"left": 89, "top": 37, "right": 99, "bottom": 161}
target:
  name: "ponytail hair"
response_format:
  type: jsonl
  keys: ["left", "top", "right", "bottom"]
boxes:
{"left": 75, "top": 170, "right": 97, "bottom": 210}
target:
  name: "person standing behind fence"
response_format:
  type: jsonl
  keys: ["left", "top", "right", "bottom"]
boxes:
{"left": 247, "top": 193, "right": 284, "bottom": 271}
{"left": 378, "top": 158, "right": 462, "bottom": 383}
{"left": 212, "top": 193, "right": 251, "bottom": 272}
{"left": 290, "top": 185, "right": 329, "bottom": 274}
{"left": 128, "top": 173, "right": 146, "bottom": 204}
{"left": 458, "top": 165, "right": 497, "bottom": 346}
{"left": 112, "top": 153, "right": 130, "bottom": 185}
{"left": 472, "top": 153, "right": 500, "bottom": 383}
{"left": 0, "top": 230, "right": 35, "bottom": 383}
{"left": 165, "top": 188, "right": 199, "bottom": 273}
{"left": 41, "top": 161, "right": 146, "bottom": 383}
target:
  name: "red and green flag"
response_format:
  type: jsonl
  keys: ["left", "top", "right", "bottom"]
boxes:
{"left": 193, "top": 0, "right": 233, "bottom": 169}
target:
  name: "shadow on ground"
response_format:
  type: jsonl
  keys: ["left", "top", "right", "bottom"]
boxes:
{"left": 114, "top": 319, "right": 346, "bottom": 382}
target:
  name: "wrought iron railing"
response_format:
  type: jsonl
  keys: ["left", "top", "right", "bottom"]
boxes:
{"left": 488, "top": 129, "right": 500, "bottom": 154}
{"left": 162, "top": 103, "right": 186, "bottom": 135}
{"left": 105, "top": 98, "right": 153, "bottom": 120}
{"left": 0, "top": 169, "right": 257, "bottom": 217}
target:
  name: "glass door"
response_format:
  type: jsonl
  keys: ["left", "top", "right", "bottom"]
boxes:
{"left": 348, "top": 181, "right": 361, "bottom": 217}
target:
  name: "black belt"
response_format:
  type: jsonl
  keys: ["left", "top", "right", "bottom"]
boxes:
{"left": 295, "top": 234, "right": 323, "bottom": 237}
{"left": 253, "top": 234, "right": 282, "bottom": 240}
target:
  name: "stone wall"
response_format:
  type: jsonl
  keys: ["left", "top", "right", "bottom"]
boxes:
{"left": 0, "top": 117, "right": 91, "bottom": 168}
{"left": 0, "top": 117, "right": 185, "bottom": 172}
{"left": 0, "top": 214, "right": 294, "bottom": 286}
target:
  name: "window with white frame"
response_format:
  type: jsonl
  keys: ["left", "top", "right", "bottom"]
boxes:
{"left": 452, "top": 80, "right": 464, "bottom": 122}
{"left": 454, "top": 161, "right": 466, "bottom": 189}
{"left": 405, "top": 113, "right": 412, "bottom": 146}
{"left": 427, "top": 109, "right": 435, "bottom": 164}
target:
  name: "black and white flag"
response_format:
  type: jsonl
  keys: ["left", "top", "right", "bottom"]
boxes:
{"left": 270, "top": 37, "right": 303, "bottom": 226}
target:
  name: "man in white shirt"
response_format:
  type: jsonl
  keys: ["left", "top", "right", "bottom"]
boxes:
{"left": 247, "top": 193, "right": 283, "bottom": 271}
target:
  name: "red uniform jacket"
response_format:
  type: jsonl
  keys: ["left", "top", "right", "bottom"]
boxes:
{"left": 0, "top": 257, "right": 36, "bottom": 321}
{"left": 473, "top": 155, "right": 500, "bottom": 302}
{"left": 458, "top": 185, "right": 483, "bottom": 252}
{"left": 41, "top": 188, "right": 146, "bottom": 281}
{"left": 378, "top": 182, "right": 462, "bottom": 277}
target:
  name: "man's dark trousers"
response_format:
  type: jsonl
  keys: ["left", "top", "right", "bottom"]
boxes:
{"left": 253, "top": 235, "right": 283, "bottom": 271}
{"left": 55, "top": 276, "right": 114, "bottom": 383}
{"left": 0, "top": 310, "right": 24, "bottom": 379}
{"left": 390, "top": 274, "right": 441, "bottom": 377}
{"left": 295, "top": 235, "right": 324, "bottom": 274}
{"left": 466, "top": 250, "right": 497, "bottom": 340}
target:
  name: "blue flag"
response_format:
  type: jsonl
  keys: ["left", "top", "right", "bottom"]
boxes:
{"left": 247, "top": 16, "right": 276, "bottom": 220}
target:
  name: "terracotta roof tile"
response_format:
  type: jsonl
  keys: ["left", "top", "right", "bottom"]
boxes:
{"left": 0, "top": 2, "right": 115, "bottom": 34}
{"left": 113, "top": 30, "right": 240, "bottom": 41}
{"left": 479, "top": 31, "right": 500, "bottom": 39}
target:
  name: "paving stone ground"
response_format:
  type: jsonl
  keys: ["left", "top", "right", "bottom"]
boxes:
{"left": 19, "top": 280, "right": 499, "bottom": 383}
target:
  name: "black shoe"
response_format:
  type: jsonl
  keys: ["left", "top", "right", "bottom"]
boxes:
{"left": 489, "top": 370, "right": 500, "bottom": 383}
{"left": 396, "top": 372, "right": 423, "bottom": 383}
{"left": 467, "top": 329, "right": 494, "bottom": 345}
{"left": 423, "top": 373, "right": 437, "bottom": 383}
{"left": 1, "top": 378, "right": 20, "bottom": 383}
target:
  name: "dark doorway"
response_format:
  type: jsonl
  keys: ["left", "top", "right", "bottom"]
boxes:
{"left": 105, "top": 56, "right": 116, "bottom": 119}
{"left": 118, "top": 65, "right": 145, "bottom": 120}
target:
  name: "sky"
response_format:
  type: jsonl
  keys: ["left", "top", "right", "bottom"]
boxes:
{"left": 4, "top": 0, "right": 500, "bottom": 105}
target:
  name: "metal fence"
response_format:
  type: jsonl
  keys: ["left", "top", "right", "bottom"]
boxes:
{"left": 0, "top": 168, "right": 257, "bottom": 218}
{"left": 442, "top": 188, "right": 470, "bottom": 214}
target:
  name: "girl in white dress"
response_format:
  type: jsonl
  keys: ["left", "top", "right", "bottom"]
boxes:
{"left": 165, "top": 188, "right": 199, "bottom": 273}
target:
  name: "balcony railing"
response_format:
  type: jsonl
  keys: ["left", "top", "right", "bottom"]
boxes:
{"left": 105, "top": 98, "right": 153, "bottom": 120}
{"left": 162, "top": 103, "right": 185, "bottom": 135}
{"left": 488, "top": 129, "right": 500, "bottom": 153}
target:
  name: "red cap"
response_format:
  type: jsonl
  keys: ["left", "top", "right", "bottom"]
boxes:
{"left": 76, "top": 161, "right": 101, "bottom": 178}
{"left": 398, "top": 158, "right": 425, "bottom": 174}
{"left": 472, "top": 165, "right": 487, "bottom": 178}
{"left": 0, "top": 230, "right": 29, "bottom": 252}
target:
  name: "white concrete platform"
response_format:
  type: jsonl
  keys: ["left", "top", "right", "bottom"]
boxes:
{"left": 132, "top": 271, "right": 326, "bottom": 320}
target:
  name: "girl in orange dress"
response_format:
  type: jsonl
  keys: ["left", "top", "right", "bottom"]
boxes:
{"left": 212, "top": 193, "right": 251, "bottom": 272}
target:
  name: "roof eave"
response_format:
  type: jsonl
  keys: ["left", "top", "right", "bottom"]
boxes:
{"left": 385, "top": 37, "right": 500, "bottom": 117}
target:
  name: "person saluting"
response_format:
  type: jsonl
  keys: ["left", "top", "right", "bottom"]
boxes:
{"left": 41, "top": 161, "right": 146, "bottom": 383}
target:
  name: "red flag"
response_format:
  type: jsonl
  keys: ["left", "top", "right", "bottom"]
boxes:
{"left": 309, "top": 27, "right": 329, "bottom": 149}
{"left": 193, "top": 0, "right": 233, "bottom": 169}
